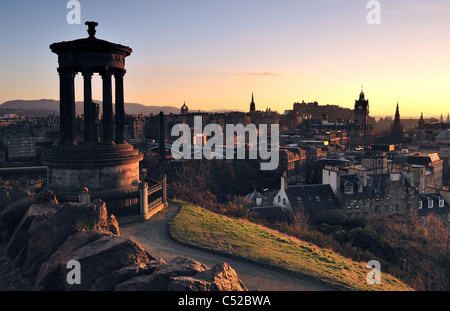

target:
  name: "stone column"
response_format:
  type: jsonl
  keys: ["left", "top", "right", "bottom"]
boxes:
{"left": 82, "top": 68, "right": 94, "bottom": 143}
{"left": 163, "top": 174, "right": 167, "bottom": 207}
{"left": 58, "top": 68, "right": 77, "bottom": 145}
{"left": 57, "top": 68, "right": 66, "bottom": 145}
{"left": 101, "top": 68, "right": 114, "bottom": 144}
{"left": 139, "top": 182, "right": 149, "bottom": 220}
{"left": 114, "top": 69, "right": 126, "bottom": 144}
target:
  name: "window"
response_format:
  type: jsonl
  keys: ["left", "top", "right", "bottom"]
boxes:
{"left": 385, "top": 205, "right": 390, "bottom": 213}
{"left": 428, "top": 198, "right": 433, "bottom": 208}
{"left": 385, "top": 191, "right": 390, "bottom": 200}
{"left": 375, "top": 205, "right": 380, "bottom": 213}
{"left": 278, "top": 196, "right": 281, "bottom": 202}
{"left": 439, "top": 198, "right": 444, "bottom": 208}
{"left": 358, "top": 183, "right": 363, "bottom": 193}
{"left": 347, "top": 201, "right": 352, "bottom": 209}
{"left": 283, "top": 198, "right": 286, "bottom": 205}
{"left": 344, "top": 183, "right": 353, "bottom": 195}
{"left": 395, "top": 204, "right": 400, "bottom": 213}
{"left": 418, "top": 201, "right": 423, "bottom": 209}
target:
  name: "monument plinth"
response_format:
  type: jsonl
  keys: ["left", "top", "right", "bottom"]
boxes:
{"left": 43, "top": 22, "right": 143, "bottom": 194}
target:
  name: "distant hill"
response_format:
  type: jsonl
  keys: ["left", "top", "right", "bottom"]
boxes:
{"left": 0, "top": 99, "right": 181, "bottom": 117}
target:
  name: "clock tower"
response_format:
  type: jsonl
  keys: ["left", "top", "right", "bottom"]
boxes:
{"left": 354, "top": 89, "right": 369, "bottom": 127}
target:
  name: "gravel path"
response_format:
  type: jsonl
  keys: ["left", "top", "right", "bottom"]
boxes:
{"left": 120, "top": 202, "right": 334, "bottom": 291}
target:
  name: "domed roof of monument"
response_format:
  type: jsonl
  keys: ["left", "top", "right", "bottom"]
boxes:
{"left": 436, "top": 129, "right": 450, "bottom": 143}
{"left": 50, "top": 21, "right": 132, "bottom": 56}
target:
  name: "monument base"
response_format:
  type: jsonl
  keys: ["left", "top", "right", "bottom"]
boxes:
{"left": 42, "top": 143, "right": 144, "bottom": 194}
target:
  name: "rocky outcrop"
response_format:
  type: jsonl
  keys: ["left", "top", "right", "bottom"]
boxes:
{"left": 0, "top": 185, "right": 32, "bottom": 212}
{"left": 169, "top": 263, "right": 248, "bottom": 291}
{"left": 0, "top": 188, "right": 56, "bottom": 243}
{"left": 0, "top": 189, "right": 248, "bottom": 291}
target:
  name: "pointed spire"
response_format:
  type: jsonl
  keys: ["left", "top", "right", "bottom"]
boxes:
{"left": 249, "top": 92, "right": 256, "bottom": 112}
{"left": 394, "top": 102, "right": 400, "bottom": 124}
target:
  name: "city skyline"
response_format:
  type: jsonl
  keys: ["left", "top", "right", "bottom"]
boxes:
{"left": 1, "top": 0, "right": 450, "bottom": 118}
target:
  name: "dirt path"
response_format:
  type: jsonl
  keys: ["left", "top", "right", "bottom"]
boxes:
{"left": 120, "top": 202, "right": 334, "bottom": 291}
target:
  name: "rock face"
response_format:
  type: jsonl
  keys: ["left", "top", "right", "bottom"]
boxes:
{"left": 0, "top": 185, "right": 32, "bottom": 212}
{"left": 0, "top": 188, "right": 247, "bottom": 291}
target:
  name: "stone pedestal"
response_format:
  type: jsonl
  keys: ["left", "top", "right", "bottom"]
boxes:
{"left": 43, "top": 143, "right": 143, "bottom": 193}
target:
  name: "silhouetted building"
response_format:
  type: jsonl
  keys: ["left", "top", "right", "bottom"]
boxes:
{"left": 354, "top": 90, "right": 369, "bottom": 128}
{"left": 249, "top": 93, "right": 255, "bottom": 113}
{"left": 181, "top": 102, "right": 189, "bottom": 115}
{"left": 391, "top": 103, "right": 403, "bottom": 144}
{"left": 418, "top": 112, "right": 425, "bottom": 129}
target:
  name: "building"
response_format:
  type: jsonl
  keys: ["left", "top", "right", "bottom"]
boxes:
{"left": 279, "top": 146, "right": 306, "bottom": 184}
{"left": 402, "top": 152, "right": 443, "bottom": 191}
{"left": 272, "top": 176, "right": 344, "bottom": 224}
{"left": 181, "top": 102, "right": 189, "bottom": 115}
{"left": 436, "top": 129, "right": 450, "bottom": 168}
{"left": 361, "top": 150, "right": 389, "bottom": 174}
{"left": 337, "top": 173, "right": 419, "bottom": 222}
{"left": 354, "top": 90, "right": 369, "bottom": 128}
{"left": 249, "top": 93, "right": 255, "bottom": 113}
{"left": 126, "top": 114, "right": 146, "bottom": 144}
{"left": 3, "top": 135, "right": 45, "bottom": 162}
{"left": 418, "top": 192, "right": 450, "bottom": 223}
{"left": 352, "top": 90, "right": 374, "bottom": 146}
{"left": 391, "top": 103, "right": 403, "bottom": 144}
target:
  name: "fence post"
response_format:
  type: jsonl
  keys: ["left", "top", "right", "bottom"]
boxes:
{"left": 139, "top": 182, "right": 149, "bottom": 220}
{"left": 79, "top": 187, "right": 90, "bottom": 204}
{"left": 163, "top": 174, "right": 167, "bottom": 207}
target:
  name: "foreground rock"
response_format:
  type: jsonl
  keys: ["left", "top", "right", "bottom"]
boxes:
{"left": 169, "top": 262, "right": 249, "bottom": 291}
{"left": 0, "top": 188, "right": 248, "bottom": 291}
{"left": 0, "top": 188, "right": 56, "bottom": 243}
{"left": 0, "top": 185, "right": 32, "bottom": 213}
{"left": 36, "top": 230, "right": 155, "bottom": 291}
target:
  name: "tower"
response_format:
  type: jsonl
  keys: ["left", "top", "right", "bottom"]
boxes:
{"left": 181, "top": 102, "right": 189, "bottom": 115}
{"left": 418, "top": 113, "right": 425, "bottom": 129}
{"left": 354, "top": 89, "right": 369, "bottom": 128}
{"left": 250, "top": 93, "right": 255, "bottom": 113}
{"left": 391, "top": 102, "right": 403, "bottom": 144}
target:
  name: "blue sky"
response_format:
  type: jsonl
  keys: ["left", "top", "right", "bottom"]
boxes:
{"left": 1, "top": 0, "right": 450, "bottom": 117}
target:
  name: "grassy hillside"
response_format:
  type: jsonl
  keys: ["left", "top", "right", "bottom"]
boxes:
{"left": 169, "top": 201, "right": 412, "bottom": 291}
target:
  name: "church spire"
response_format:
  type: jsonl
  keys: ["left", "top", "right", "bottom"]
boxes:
{"left": 392, "top": 102, "right": 403, "bottom": 144}
{"left": 395, "top": 102, "right": 400, "bottom": 121}
{"left": 250, "top": 92, "right": 255, "bottom": 112}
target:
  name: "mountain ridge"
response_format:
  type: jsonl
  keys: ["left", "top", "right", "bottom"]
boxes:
{"left": 0, "top": 99, "right": 181, "bottom": 116}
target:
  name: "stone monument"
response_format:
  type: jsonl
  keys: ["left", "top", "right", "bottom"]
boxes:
{"left": 43, "top": 22, "right": 143, "bottom": 195}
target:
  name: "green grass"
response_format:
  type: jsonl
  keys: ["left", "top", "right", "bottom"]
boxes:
{"left": 168, "top": 201, "right": 412, "bottom": 291}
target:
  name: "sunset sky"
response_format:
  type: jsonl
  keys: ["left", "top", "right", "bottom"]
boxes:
{"left": 1, "top": 0, "right": 449, "bottom": 118}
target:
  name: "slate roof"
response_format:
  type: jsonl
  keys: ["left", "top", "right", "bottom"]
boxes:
{"left": 285, "top": 184, "right": 342, "bottom": 211}
{"left": 339, "top": 174, "right": 391, "bottom": 199}
{"left": 418, "top": 193, "right": 450, "bottom": 217}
